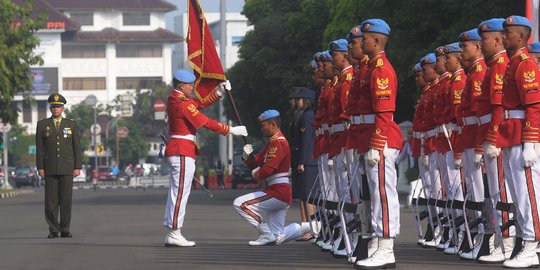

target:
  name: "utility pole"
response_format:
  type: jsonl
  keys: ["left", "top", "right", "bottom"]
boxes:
{"left": 218, "top": 0, "right": 228, "bottom": 166}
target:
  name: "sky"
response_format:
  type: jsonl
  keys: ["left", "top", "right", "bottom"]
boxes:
{"left": 165, "top": 0, "right": 245, "bottom": 30}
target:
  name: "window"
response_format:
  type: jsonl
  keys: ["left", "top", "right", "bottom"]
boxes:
{"left": 62, "top": 44, "right": 105, "bottom": 58}
{"left": 70, "top": 12, "right": 93, "bottom": 26}
{"left": 231, "top": 36, "right": 244, "bottom": 46}
{"left": 117, "top": 77, "right": 162, "bottom": 89}
{"left": 23, "top": 101, "right": 32, "bottom": 123}
{"left": 63, "top": 78, "right": 106, "bottom": 90}
{"left": 123, "top": 13, "right": 150, "bottom": 26}
{"left": 38, "top": 101, "right": 47, "bottom": 120}
{"left": 116, "top": 44, "right": 162, "bottom": 58}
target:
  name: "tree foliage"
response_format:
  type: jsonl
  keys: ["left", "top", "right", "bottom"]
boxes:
{"left": 0, "top": 0, "right": 44, "bottom": 124}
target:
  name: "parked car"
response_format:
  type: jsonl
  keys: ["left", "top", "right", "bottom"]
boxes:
{"left": 13, "top": 167, "right": 40, "bottom": 188}
{"left": 231, "top": 151, "right": 255, "bottom": 189}
{"left": 93, "top": 166, "right": 117, "bottom": 181}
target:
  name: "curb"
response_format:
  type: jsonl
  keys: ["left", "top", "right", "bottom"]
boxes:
{"left": 72, "top": 185, "right": 169, "bottom": 190}
{"left": 0, "top": 189, "right": 34, "bottom": 199}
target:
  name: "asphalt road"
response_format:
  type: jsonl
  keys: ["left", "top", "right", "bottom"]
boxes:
{"left": 0, "top": 188, "right": 503, "bottom": 270}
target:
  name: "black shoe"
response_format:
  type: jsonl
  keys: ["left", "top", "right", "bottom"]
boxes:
{"left": 47, "top": 232, "right": 59, "bottom": 238}
{"left": 60, "top": 232, "right": 72, "bottom": 238}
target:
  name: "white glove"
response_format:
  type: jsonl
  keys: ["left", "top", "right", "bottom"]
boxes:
{"left": 484, "top": 143, "right": 501, "bottom": 159}
{"left": 242, "top": 144, "right": 253, "bottom": 160}
{"left": 422, "top": 155, "right": 429, "bottom": 168}
{"left": 367, "top": 148, "right": 381, "bottom": 167}
{"left": 343, "top": 120, "right": 350, "bottom": 130}
{"left": 229, "top": 126, "right": 248, "bottom": 136}
{"left": 217, "top": 80, "right": 232, "bottom": 96}
{"left": 474, "top": 153, "right": 483, "bottom": 168}
{"left": 454, "top": 158, "right": 463, "bottom": 169}
{"left": 327, "top": 159, "right": 334, "bottom": 170}
{"left": 522, "top": 142, "right": 538, "bottom": 167}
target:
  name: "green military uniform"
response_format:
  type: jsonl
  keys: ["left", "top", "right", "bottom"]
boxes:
{"left": 36, "top": 94, "right": 82, "bottom": 237}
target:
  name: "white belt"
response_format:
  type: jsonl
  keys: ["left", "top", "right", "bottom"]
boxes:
{"left": 350, "top": 114, "right": 376, "bottom": 125}
{"left": 462, "top": 116, "right": 478, "bottom": 126}
{"left": 478, "top": 113, "right": 492, "bottom": 125}
{"left": 170, "top": 134, "right": 196, "bottom": 141}
{"left": 445, "top": 122, "right": 456, "bottom": 131}
{"left": 322, "top": 123, "right": 330, "bottom": 131}
{"left": 425, "top": 128, "right": 436, "bottom": 138}
{"left": 266, "top": 173, "right": 290, "bottom": 186}
{"left": 330, "top": 124, "right": 345, "bottom": 134}
{"left": 503, "top": 110, "right": 525, "bottom": 120}
{"left": 413, "top": 131, "right": 422, "bottom": 139}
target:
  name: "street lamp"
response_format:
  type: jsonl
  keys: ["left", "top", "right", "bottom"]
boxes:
{"left": 85, "top": 95, "right": 99, "bottom": 187}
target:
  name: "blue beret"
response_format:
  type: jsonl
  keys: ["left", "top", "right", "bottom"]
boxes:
{"left": 258, "top": 110, "right": 280, "bottom": 122}
{"left": 444, "top": 42, "right": 461, "bottom": 54}
{"left": 329, "top": 39, "right": 348, "bottom": 52}
{"left": 313, "top": 52, "right": 322, "bottom": 61}
{"left": 360, "top": 19, "right": 390, "bottom": 36}
{"left": 503, "top": 15, "right": 532, "bottom": 29}
{"left": 173, "top": 69, "right": 196, "bottom": 83}
{"left": 435, "top": 46, "right": 446, "bottom": 56}
{"left": 319, "top": 50, "right": 332, "bottom": 62}
{"left": 413, "top": 63, "right": 423, "bottom": 73}
{"left": 529, "top": 42, "right": 540, "bottom": 53}
{"left": 477, "top": 18, "right": 505, "bottom": 35}
{"left": 347, "top": 25, "right": 363, "bottom": 41}
{"left": 459, "top": 29, "right": 481, "bottom": 42}
{"left": 294, "top": 87, "right": 316, "bottom": 100}
{"left": 421, "top": 53, "right": 436, "bottom": 65}
{"left": 309, "top": 60, "right": 318, "bottom": 70}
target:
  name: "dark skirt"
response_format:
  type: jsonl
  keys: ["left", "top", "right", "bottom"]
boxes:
{"left": 291, "top": 165, "right": 319, "bottom": 200}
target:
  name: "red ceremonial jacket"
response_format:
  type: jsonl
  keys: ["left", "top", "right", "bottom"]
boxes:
{"left": 422, "top": 79, "right": 438, "bottom": 155}
{"left": 344, "top": 56, "right": 370, "bottom": 151}
{"left": 412, "top": 90, "right": 427, "bottom": 158}
{"left": 327, "top": 65, "right": 353, "bottom": 157}
{"left": 434, "top": 73, "right": 452, "bottom": 153}
{"left": 448, "top": 69, "right": 467, "bottom": 155}
{"left": 165, "top": 89, "right": 229, "bottom": 158}
{"left": 498, "top": 47, "right": 540, "bottom": 147}
{"left": 244, "top": 132, "right": 292, "bottom": 204}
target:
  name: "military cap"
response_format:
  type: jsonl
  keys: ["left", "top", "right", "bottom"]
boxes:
{"left": 435, "top": 46, "right": 446, "bottom": 57}
{"left": 48, "top": 93, "right": 66, "bottom": 107}
{"left": 529, "top": 42, "right": 540, "bottom": 53}
{"left": 319, "top": 50, "right": 333, "bottom": 62}
{"left": 360, "top": 19, "right": 390, "bottom": 36}
{"left": 421, "top": 53, "right": 436, "bottom": 65}
{"left": 294, "top": 87, "right": 316, "bottom": 100}
{"left": 413, "top": 63, "right": 423, "bottom": 73}
{"left": 329, "top": 39, "right": 349, "bottom": 53}
{"left": 309, "top": 60, "right": 318, "bottom": 70}
{"left": 477, "top": 18, "right": 505, "bottom": 35}
{"left": 258, "top": 110, "right": 280, "bottom": 122}
{"left": 444, "top": 43, "right": 462, "bottom": 54}
{"left": 503, "top": 15, "right": 532, "bottom": 29}
{"left": 288, "top": 87, "right": 300, "bottom": 100}
{"left": 459, "top": 29, "right": 481, "bottom": 42}
{"left": 347, "top": 25, "right": 363, "bottom": 41}
{"left": 173, "top": 69, "right": 196, "bottom": 83}
{"left": 313, "top": 52, "right": 322, "bottom": 61}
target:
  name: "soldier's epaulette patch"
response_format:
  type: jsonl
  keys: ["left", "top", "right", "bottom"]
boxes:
{"left": 455, "top": 75, "right": 461, "bottom": 82}
{"left": 521, "top": 53, "right": 529, "bottom": 61}
{"left": 177, "top": 94, "right": 189, "bottom": 101}
{"left": 376, "top": 58, "right": 384, "bottom": 68}
{"left": 346, "top": 73, "right": 352, "bottom": 81}
{"left": 497, "top": 57, "right": 505, "bottom": 63}
{"left": 475, "top": 65, "right": 483, "bottom": 72}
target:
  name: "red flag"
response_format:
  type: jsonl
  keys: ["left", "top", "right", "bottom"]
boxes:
{"left": 187, "top": 0, "right": 226, "bottom": 103}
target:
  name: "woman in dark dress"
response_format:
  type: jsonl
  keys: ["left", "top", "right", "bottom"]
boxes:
{"left": 290, "top": 88, "right": 318, "bottom": 240}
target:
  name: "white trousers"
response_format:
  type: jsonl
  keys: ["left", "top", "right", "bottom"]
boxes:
{"left": 428, "top": 152, "right": 442, "bottom": 199}
{"left": 233, "top": 191, "right": 303, "bottom": 244}
{"left": 444, "top": 151, "right": 464, "bottom": 201}
{"left": 365, "top": 148, "right": 400, "bottom": 238}
{"left": 321, "top": 153, "right": 338, "bottom": 202}
{"left": 483, "top": 142, "right": 515, "bottom": 237}
{"left": 163, "top": 156, "right": 195, "bottom": 229}
{"left": 333, "top": 151, "right": 351, "bottom": 203}
{"left": 463, "top": 148, "right": 484, "bottom": 234}
{"left": 503, "top": 145, "right": 540, "bottom": 241}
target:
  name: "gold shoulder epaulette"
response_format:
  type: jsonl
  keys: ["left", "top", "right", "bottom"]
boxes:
{"left": 497, "top": 57, "right": 505, "bottom": 63}
{"left": 455, "top": 75, "right": 461, "bottom": 82}
{"left": 376, "top": 58, "right": 384, "bottom": 68}
{"left": 346, "top": 73, "right": 352, "bottom": 81}
{"left": 476, "top": 65, "right": 483, "bottom": 72}
{"left": 521, "top": 53, "right": 530, "bottom": 61}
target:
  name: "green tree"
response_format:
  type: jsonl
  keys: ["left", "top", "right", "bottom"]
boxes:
{"left": 0, "top": 0, "right": 44, "bottom": 125}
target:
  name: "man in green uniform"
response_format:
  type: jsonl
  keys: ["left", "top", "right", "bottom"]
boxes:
{"left": 36, "top": 94, "right": 82, "bottom": 238}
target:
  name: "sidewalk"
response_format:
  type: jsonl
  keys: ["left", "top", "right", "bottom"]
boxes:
{"left": 0, "top": 189, "right": 34, "bottom": 199}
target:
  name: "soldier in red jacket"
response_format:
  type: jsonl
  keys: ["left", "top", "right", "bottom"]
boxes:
{"left": 233, "top": 110, "right": 309, "bottom": 246}
{"left": 475, "top": 18, "right": 515, "bottom": 263}
{"left": 354, "top": 19, "right": 402, "bottom": 270}
{"left": 499, "top": 16, "right": 540, "bottom": 268}
{"left": 163, "top": 70, "right": 248, "bottom": 247}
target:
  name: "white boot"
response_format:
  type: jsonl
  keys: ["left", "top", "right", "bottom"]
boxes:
{"left": 423, "top": 226, "right": 442, "bottom": 248}
{"left": 459, "top": 233, "right": 484, "bottom": 260}
{"left": 503, "top": 240, "right": 539, "bottom": 268}
{"left": 444, "top": 230, "right": 463, "bottom": 255}
{"left": 368, "top": 237, "right": 379, "bottom": 257}
{"left": 477, "top": 237, "right": 514, "bottom": 264}
{"left": 164, "top": 228, "right": 196, "bottom": 247}
{"left": 331, "top": 231, "right": 343, "bottom": 254}
{"left": 348, "top": 232, "right": 360, "bottom": 264}
{"left": 355, "top": 237, "right": 396, "bottom": 269}
{"left": 249, "top": 223, "right": 276, "bottom": 246}
{"left": 276, "top": 223, "right": 310, "bottom": 244}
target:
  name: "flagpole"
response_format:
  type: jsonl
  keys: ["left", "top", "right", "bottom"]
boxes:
{"left": 225, "top": 91, "right": 248, "bottom": 144}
